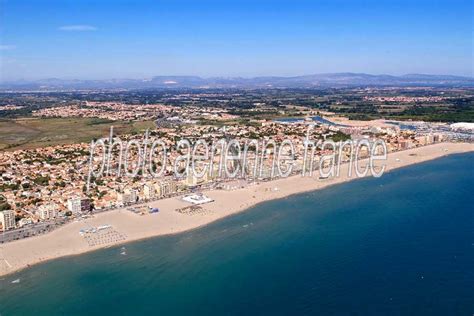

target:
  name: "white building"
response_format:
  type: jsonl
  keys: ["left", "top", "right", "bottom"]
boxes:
{"left": 143, "top": 183, "right": 156, "bottom": 199}
{"left": 182, "top": 194, "right": 213, "bottom": 205}
{"left": 67, "top": 197, "right": 91, "bottom": 214}
{"left": 38, "top": 203, "right": 59, "bottom": 220}
{"left": 159, "top": 181, "right": 177, "bottom": 197}
{"left": 117, "top": 189, "right": 138, "bottom": 204}
{"left": 450, "top": 122, "right": 474, "bottom": 132}
{"left": 18, "top": 217, "right": 33, "bottom": 227}
{"left": 0, "top": 209, "right": 16, "bottom": 231}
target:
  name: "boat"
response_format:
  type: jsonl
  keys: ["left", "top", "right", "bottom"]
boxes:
{"left": 11, "top": 279, "right": 20, "bottom": 284}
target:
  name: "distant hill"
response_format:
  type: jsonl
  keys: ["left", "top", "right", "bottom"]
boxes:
{"left": 1, "top": 73, "right": 473, "bottom": 90}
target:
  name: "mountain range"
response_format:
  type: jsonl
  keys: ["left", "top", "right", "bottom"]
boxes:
{"left": 1, "top": 73, "right": 473, "bottom": 90}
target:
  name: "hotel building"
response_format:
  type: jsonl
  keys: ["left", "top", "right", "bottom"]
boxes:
{"left": 67, "top": 197, "right": 91, "bottom": 214}
{"left": 38, "top": 203, "right": 59, "bottom": 220}
{"left": 0, "top": 209, "right": 16, "bottom": 231}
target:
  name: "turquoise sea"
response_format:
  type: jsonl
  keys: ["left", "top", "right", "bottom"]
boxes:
{"left": 1, "top": 153, "right": 473, "bottom": 315}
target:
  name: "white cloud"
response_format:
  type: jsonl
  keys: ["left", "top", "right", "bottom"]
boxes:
{"left": 58, "top": 25, "right": 97, "bottom": 31}
{"left": 0, "top": 45, "right": 16, "bottom": 50}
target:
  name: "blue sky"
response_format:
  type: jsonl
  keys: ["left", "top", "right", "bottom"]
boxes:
{"left": 0, "top": 0, "right": 472, "bottom": 80}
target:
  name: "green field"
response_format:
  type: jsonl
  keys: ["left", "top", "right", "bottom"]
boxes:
{"left": 0, "top": 117, "right": 155, "bottom": 151}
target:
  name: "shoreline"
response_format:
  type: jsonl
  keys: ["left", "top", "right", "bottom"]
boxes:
{"left": 1, "top": 142, "right": 474, "bottom": 277}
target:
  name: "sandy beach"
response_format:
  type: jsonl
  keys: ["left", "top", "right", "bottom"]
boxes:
{"left": 1, "top": 142, "right": 473, "bottom": 277}
{"left": 325, "top": 114, "right": 392, "bottom": 128}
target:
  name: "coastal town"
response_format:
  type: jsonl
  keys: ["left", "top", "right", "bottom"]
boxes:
{"left": 1, "top": 97, "right": 473, "bottom": 244}
{"left": 0, "top": 84, "right": 473, "bottom": 282}
{"left": 2, "top": 0, "right": 473, "bottom": 313}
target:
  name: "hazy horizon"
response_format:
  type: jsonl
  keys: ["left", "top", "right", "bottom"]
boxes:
{"left": 2, "top": 72, "right": 473, "bottom": 83}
